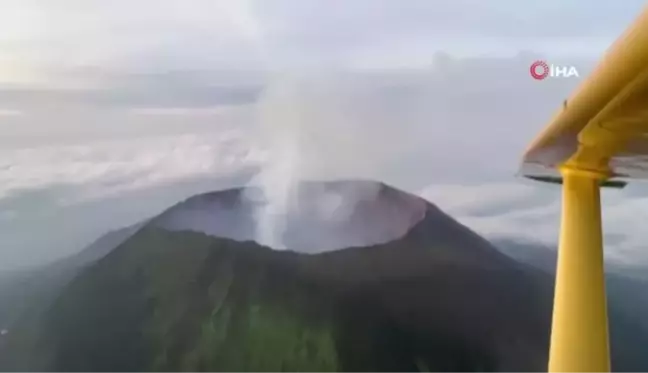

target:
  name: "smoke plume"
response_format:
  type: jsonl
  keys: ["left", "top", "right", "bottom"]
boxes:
{"left": 243, "top": 74, "right": 424, "bottom": 250}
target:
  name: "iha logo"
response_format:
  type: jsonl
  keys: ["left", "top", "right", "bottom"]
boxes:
{"left": 530, "top": 60, "right": 579, "bottom": 80}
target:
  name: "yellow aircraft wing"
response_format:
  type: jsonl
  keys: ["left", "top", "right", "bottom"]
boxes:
{"left": 519, "top": 6, "right": 648, "bottom": 373}
{"left": 521, "top": 7, "right": 648, "bottom": 186}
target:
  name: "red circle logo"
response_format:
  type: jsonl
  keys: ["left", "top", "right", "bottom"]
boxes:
{"left": 530, "top": 60, "right": 549, "bottom": 80}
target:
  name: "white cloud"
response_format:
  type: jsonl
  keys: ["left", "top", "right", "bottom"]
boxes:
{"left": 0, "top": 1, "right": 646, "bottom": 275}
{"left": 1, "top": 46, "right": 646, "bottom": 273}
{"left": 418, "top": 181, "right": 561, "bottom": 245}
{"left": 0, "top": 128, "right": 263, "bottom": 203}
{"left": 0, "top": 0, "right": 263, "bottom": 85}
{"left": 417, "top": 181, "right": 648, "bottom": 266}
{"left": 127, "top": 106, "right": 246, "bottom": 116}
{"left": 418, "top": 182, "right": 550, "bottom": 213}
{"left": 2, "top": 0, "right": 643, "bottom": 86}
{"left": 0, "top": 122, "right": 266, "bottom": 270}
{"left": 0, "top": 58, "right": 584, "bottom": 270}
{"left": 0, "top": 109, "right": 23, "bottom": 116}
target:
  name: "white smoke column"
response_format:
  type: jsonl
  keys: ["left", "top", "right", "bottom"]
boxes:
{"left": 249, "top": 77, "right": 305, "bottom": 248}
{"left": 245, "top": 73, "right": 413, "bottom": 250}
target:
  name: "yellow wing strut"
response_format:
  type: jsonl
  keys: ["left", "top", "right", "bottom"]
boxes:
{"left": 549, "top": 167, "right": 610, "bottom": 372}
{"left": 519, "top": 5, "right": 648, "bottom": 371}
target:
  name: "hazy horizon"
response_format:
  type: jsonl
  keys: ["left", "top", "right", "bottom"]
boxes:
{"left": 2, "top": 0, "right": 648, "bottom": 271}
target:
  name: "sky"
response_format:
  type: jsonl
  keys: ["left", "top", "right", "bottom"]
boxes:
{"left": 1, "top": 0, "right": 648, "bottom": 270}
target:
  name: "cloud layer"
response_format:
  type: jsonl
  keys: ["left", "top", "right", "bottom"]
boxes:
{"left": 418, "top": 181, "right": 648, "bottom": 267}
{"left": 0, "top": 54, "right": 644, "bottom": 270}
{"left": 1, "top": 0, "right": 644, "bottom": 87}
{"left": 0, "top": 118, "right": 262, "bottom": 268}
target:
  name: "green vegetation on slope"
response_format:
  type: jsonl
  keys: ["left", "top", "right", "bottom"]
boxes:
{"left": 3, "top": 225, "right": 552, "bottom": 372}
{"left": 179, "top": 303, "right": 337, "bottom": 372}
{"left": 17, "top": 228, "right": 340, "bottom": 372}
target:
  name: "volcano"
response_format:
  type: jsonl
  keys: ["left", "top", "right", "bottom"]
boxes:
{"left": 0, "top": 180, "right": 554, "bottom": 372}
{"left": 153, "top": 179, "right": 428, "bottom": 252}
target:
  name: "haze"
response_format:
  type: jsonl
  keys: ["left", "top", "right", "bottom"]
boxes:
{"left": 1, "top": 0, "right": 647, "bottom": 271}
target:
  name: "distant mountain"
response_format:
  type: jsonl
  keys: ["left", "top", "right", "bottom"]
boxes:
{"left": 0, "top": 180, "right": 554, "bottom": 372}
{"left": 493, "top": 239, "right": 648, "bottom": 372}
{"left": 0, "top": 222, "right": 144, "bottom": 338}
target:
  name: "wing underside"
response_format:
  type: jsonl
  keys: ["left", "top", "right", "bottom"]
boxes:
{"left": 520, "top": 7, "right": 648, "bottom": 186}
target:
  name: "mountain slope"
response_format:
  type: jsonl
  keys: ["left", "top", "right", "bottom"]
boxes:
{"left": 0, "top": 222, "right": 143, "bottom": 329}
{"left": 494, "top": 239, "right": 648, "bottom": 372}
{"left": 0, "top": 223, "right": 144, "bottom": 369}
{"left": 2, "top": 181, "right": 554, "bottom": 372}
